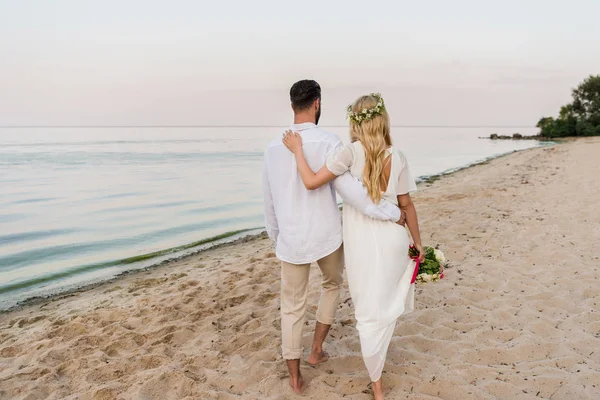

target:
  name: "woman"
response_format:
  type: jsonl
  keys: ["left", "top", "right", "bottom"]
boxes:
{"left": 282, "top": 93, "right": 424, "bottom": 400}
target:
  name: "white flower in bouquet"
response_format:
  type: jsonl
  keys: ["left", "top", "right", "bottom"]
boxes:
{"left": 433, "top": 249, "right": 446, "bottom": 266}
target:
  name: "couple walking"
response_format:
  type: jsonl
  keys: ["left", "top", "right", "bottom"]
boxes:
{"left": 262, "top": 80, "right": 424, "bottom": 399}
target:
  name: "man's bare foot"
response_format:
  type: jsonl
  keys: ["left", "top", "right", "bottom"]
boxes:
{"left": 372, "top": 379, "right": 384, "bottom": 400}
{"left": 308, "top": 322, "right": 331, "bottom": 367}
{"left": 307, "top": 350, "right": 329, "bottom": 366}
{"left": 289, "top": 374, "right": 305, "bottom": 394}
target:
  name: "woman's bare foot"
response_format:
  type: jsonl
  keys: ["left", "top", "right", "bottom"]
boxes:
{"left": 289, "top": 374, "right": 305, "bottom": 395}
{"left": 372, "top": 379, "right": 384, "bottom": 400}
{"left": 307, "top": 350, "right": 329, "bottom": 366}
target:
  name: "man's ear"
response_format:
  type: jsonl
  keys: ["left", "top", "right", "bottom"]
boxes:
{"left": 314, "top": 98, "right": 320, "bottom": 110}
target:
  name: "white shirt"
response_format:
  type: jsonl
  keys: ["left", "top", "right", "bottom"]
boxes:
{"left": 262, "top": 123, "right": 401, "bottom": 264}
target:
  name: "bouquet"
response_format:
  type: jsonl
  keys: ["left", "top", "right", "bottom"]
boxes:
{"left": 409, "top": 245, "right": 446, "bottom": 283}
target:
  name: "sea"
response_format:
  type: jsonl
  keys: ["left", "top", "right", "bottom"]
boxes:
{"left": 0, "top": 126, "right": 546, "bottom": 310}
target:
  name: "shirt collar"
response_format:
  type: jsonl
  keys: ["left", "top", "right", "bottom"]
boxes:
{"left": 290, "top": 122, "right": 317, "bottom": 131}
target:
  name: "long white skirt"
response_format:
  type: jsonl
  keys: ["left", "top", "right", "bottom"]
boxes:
{"left": 343, "top": 204, "right": 416, "bottom": 382}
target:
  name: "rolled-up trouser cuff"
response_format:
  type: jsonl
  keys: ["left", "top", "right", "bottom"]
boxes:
{"left": 282, "top": 347, "right": 303, "bottom": 360}
{"left": 316, "top": 311, "right": 335, "bottom": 326}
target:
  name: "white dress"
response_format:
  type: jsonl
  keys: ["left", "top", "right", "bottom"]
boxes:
{"left": 326, "top": 141, "right": 418, "bottom": 382}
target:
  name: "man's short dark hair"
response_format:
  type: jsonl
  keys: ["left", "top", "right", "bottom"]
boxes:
{"left": 290, "top": 80, "right": 321, "bottom": 111}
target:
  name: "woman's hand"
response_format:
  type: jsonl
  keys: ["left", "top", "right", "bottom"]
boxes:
{"left": 395, "top": 210, "right": 406, "bottom": 226}
{"left": 415, "top": 243, "right": 426, "bottom": 263}
{"left": 282, "top": 130, "right": 303, "bottom": 154}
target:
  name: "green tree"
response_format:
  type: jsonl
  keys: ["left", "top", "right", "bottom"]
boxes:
{"left": 559, "top": 104, "right": 574, "bottom": 120}
{"left": 540, "top": 118, "right": 575, "bottom": 138}
{"left": 572, "top": 75, "right": 600, "bottom": 123}
{"left": 536, "top": 117, "right": 554, "bottom": 130}
{"left": 536, "top": 75, "right": 600, "bottom": 138}
{"left": 576, "top": 120, "right": 600, "bottom": 137}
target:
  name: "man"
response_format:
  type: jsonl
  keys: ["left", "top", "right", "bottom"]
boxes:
{"left": 262, "top": 80, "right": 404, "bottom": 394}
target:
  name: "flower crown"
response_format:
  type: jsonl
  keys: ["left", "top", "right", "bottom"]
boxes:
{"left": 346, "top": 93, "right": 386, "bottom": 124}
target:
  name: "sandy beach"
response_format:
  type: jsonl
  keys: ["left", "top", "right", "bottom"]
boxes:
{"left": 1, "top": 138, "right": 599, "bottom": 400}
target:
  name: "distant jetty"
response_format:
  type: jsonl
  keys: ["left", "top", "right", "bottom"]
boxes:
{"left": 480, "top": 133, "right": 551, "bottom": 141}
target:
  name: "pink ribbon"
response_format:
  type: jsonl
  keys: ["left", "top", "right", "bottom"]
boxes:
{"left": 409, "top": 248, "right": 445, "bottom": 284}
{"left": 410, "top": 256, "right": 420, "bottom": 284}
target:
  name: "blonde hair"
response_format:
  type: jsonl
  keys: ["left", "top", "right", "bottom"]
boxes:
{"left": 349, "top": 94, "right": 392, "bottom": 203}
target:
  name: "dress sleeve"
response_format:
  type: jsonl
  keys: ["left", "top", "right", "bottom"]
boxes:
{"left": 326, "top": 143, "right": 354, "bottom": 176}
{"left": 397, "top": 151, "right": 418, "bottom": 195}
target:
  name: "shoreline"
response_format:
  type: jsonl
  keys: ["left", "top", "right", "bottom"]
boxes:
{"left": 1, "top": 138, "right": 599, "bottom": 399}
{"left": 417, "top": 140, "right": 555, "bottom": 184}
{"left": 1, "top": 141, "right": 554, "bottom": 314}
{"left": 1, "top": 232, "right": 268, "bottom": 314}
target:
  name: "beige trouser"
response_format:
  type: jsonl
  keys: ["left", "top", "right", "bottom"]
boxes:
{"left": 280, "top": 245, "right": 344, "bottom": 360}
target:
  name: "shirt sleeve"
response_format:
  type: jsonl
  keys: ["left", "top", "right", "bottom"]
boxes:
{"left": 326, "top": 144, "right": 355, "bottom": 176}
{"left": 262, "top": 157, "right": 279, "bottom": 243}
{"left": 397, "top": 151, "right": 418, "bottom": 195}
{"left": 332, "top": 172, "right": 401, "bottom": 222}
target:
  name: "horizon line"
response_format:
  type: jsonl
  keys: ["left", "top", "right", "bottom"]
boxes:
{"left": 0, "top": 125, "right": 536, "bottom": 129}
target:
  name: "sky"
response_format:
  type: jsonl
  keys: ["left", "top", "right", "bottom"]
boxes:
{"left": 1, "top": 0, "right": 599, "bottom": 126}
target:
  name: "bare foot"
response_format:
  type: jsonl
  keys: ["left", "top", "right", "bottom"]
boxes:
{"left": 307, "top": 350, "right": 329, "bottom": 366}
{"left": 372, "top": 379, "right": 384, "bottom": 400}
{"left": 289, "top": 374, "right": 305, "bottom": 395}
